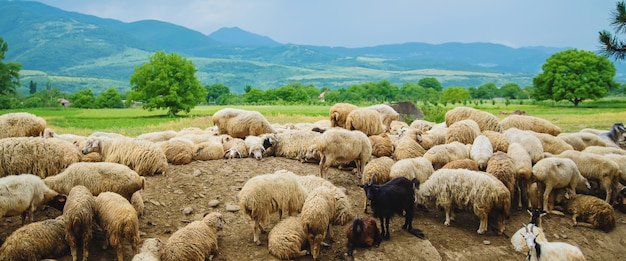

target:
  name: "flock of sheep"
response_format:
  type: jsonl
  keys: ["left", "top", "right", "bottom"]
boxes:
{"left": 0, "top": 104, "right": 625, "bottom": 260}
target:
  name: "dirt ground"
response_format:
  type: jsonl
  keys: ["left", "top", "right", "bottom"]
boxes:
{"left": 2, "top": 156, "right": 626, "bottom": 261}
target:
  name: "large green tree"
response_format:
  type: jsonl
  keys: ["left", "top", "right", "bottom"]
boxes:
{"left": 95, "top": 87, "right": 123, "bottom": 108}
{"left": 205, "top": 83, "right": 230, "bottom": 104}
{"left": 533, "top": 49, "right": 617, "bottom": 106}
{"left": 70, "top": 89, "right": 95, "bottom": 108}
{"left": 499, "top": 83, "right": 525, "bottom": 99}
{"left": 130, "top": 51, "right": 207, "bottom": 116}
{"left": 0, "top": 37, "right": 21, "bottom": 109}
{"left": 440, "top": 87, "right": 470, "bottom": 104}
{"left": 418, "top": 77, "right": 443, "bottom": 91}
{"left": 599, "top": 1, "right": 626, "bottom": 60}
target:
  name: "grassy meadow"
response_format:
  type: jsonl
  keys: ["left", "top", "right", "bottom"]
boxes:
{"left": 2, "top": 100, "right": 626, "bottom": 137}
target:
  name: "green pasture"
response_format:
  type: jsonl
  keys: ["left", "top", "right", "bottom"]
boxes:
{"left": 1, "top": 101, "right": 625, "bottom": 137}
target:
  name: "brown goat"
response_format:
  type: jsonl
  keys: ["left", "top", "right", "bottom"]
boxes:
{"left": 346, "top": 217, "right": 382, "bottom": 256}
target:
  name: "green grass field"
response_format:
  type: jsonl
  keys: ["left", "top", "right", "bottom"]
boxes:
{"left": 2, "top": 101, "right": 625, "bottom": 137}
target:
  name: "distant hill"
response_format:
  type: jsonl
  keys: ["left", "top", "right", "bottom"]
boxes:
{"left": 1, "top": 1, "right": 624, "bottom": 95}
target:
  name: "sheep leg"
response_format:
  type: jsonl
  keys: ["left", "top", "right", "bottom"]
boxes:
{"left": 570, "top": 213, "right": 579, "bottom": 227}
{"left": 82, "top": 232, "right": 90, "bottom": 261}
{"left": 319, "top": 156, "right": 327, "bottom": 179}
{"left": 114, "top": 244, "right": 124, "bottom": 261}
{"left": 363, "top": 193, "right": 368, "bottom": 213}
{"left": 497, "top": 212, "right": 505, "bottom": 236}
{"left": 601, "top": 178, "right": 612, "bottom": 203}
{"left": 542, "top": 184, "right": 553, "bottom": 213}
{"left": 444, "top": 205, "right": 452, "bottom": 226}
{"left": 476, "top": 210, "right": 489, "bottom": 234}
{"left": 67, "top": 233, "right": 78, "bottom": 261}
{"left": 253, "top": 221, "right": 262, "bottom": 245}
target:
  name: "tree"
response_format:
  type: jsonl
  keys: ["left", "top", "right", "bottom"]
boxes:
{"left": 499, "top": 83, "right": 524, "bottom": 99}
{"left": 473, "top": 82, "right": 499, "bottom": 99}
{"left": 440, "top": 87, "right": 470, "bottom": 104}
{"left": 69, "top": 89, "right": 95, "bottom": 108}
{"left": 599, "top": 1, "right": 626, "bottom": 60}
{"left": 29, "top": 80, "right": 37, "bottom": 95}
{"left": 418, "top": 77, "right": 443, "bottom": 91}
{"left": 95, "top": 87, "right": 124, "bottom": 108}
{"left": 533, "top": 49, "right": 617, "bottom": 106}
{"left": 205, "top": 83, "right": 230, "bottom": 104}
{"left": 0, "top": 38, "right": 21, "bottom": 102}
{"left": 130, "top": 51, "right": 207, "bottom": 116}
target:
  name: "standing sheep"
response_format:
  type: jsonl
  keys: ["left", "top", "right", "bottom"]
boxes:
{"left": 366, "top": 104, "right": 400, "bottom": 132}
{"left": 556, "top": 150, "right": 620, "bottom": 203}
{"left": 392, "top": 128, "right": 426, "bottom": 160}
{"left": 44, "top": 162, "right": 145, "bottom": 201}
{"left": 238, "top": 170, "right": 307, "bottom": 245}
{"left": 389, "top": 157, "right": 435, "bottom": 184}
{"left": 0, "top": 112, "right": 46, "bottom": 139}
{"left": 0, "top": 174, "right": 66, "bottom": 225}
{"left": 500, "top": 114, "right": 562, "bottom": 136}
{"left": 504, "top": 128, "right": 544, "bottom": 164}
{"left": 441, "top": 159, "right": 479, "bottom": 171}
{"left": 0, "top": 137, "right": 81, "bottom": 178}
{"left": 470, "top": 135, "right": 493, "bottom": 170}
{"left": 529, "top": 130, "right": 574, "bottom": 155}
{"left": 160, "top": 212, "right": 225, "bottom": 261}
{"left": 82, "top": 136, "right": 168, "bottom": 176}
{"left": 63, "top": 185, "right": 96, "bottom": 261}
{"left": 345, "top": 108, "right": 385, "bottom": 136}
{"left": 418, "top": 168, "right": 511, "bottom": 235}
{"left": 446, "top": 119, "right": 481, "bottom": 145}
{"left": 0, "top": 217, "right": 69, "bottom": 261}
{"left": 557, "top": 132, "right": 608, "bottom": 151}
{"left": 268, "top": 216, "right": 308, "bottom": 260}
{"left": 309, "top": 128, "right": 372, "bottom": 179}
{"left": 131, "top": 190, "right": 145, "bottom": 217}
{"left": 508, "top": 142, "right": 533, "bottom": 209}
{"left": 94, "top": 192, "right": 140, "bottom": 261}
{"left": 297, "top": 174, "right": 353, "bottom": 226}
{"left": 532, "top": 157, "right": 591, "bottom": 214}
{"left": 482, "top": 130, "right": 510, "bottom": 153}
{"left": 445, "top": 106, "right": 502, "bottom": 132}
{"left": 369, "top": 133, "right": 394, "bottom": 157}
{"left": 423, "top": 141, "right": 471, "bottom": 170}
{"left": 211, "top": 108, "right": 276, "bottom": 138}
{"left": 301, "top": 186, "right": 336, "bottom": 261}
{"left": 486, "top": 151, "right": 516, "bottom": 203}
{"left": 329, "top": 102, "right": 359, "bottom": 128}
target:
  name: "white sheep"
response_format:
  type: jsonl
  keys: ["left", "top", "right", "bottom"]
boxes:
{"left": 94, "top": 191, "right": 140, "bottom": 261}
{"left": 556, "top": 150, "right": 620, "bottom": 203}
{"left": 389, "top": 120, "right": 409, "bottom": 135}
{"left": 63, "top": 185, "right": 96, "bottom": 261}
{"left": 131, "top": 190, "right": 145, "bottom": 217}
{"left": 43, "top": 128, "right": 100, "bottom": 162}
{"left": 482, "top": 130, "right": 510, "bottom": 153}
{"left": 389, "top": 157, "right": 434, "bottom": 185}
{"left": 368, "top": 133, "right": 394, "bottom": 157}
{"left": 329, "top": 102, "right": 359, "bottom": 128}
{"left": 531, "top": 157, "right": 591, "bottom": 214}
{"left": 263, "top": 131, "right": 321, "bottom": 162}
{"left": 0, "top": 174, "right": 66, "bottom": 225}
{"left": 441, "top": 159, "right": 479, "bottom": 171}
{"left": 0, "top": 216, "right": 69, "bottom": 260}
{"left": 500, "top": 114, "right": 562, "bottom": 136}
{"left": 418, "top": 168, "right": 511, "bottom": 235}
{"left": 392, "top": 128, "right": 426, "bottom": 160}
{"left": 157, "top": 138, "right": 195, "bottom": 165}
{"left": 444, "top": 106, "right": 502, "bottom": 132}
{"left": 470, "top": 134, "right": 493, "bottom": 170}
{"left": 418, "top": 123, "right": 448, "bottom": 150}
{"left": 297, "top": 174, "right": 353, "bottom": 226}
{"left": 0, "top": 112, "right": 46, "bottom": 138}
{"left": 301, "top": 186, "right": 335, "bottom": 261}
{"left": 193, "top": 139, "right": 225, "bottom": 161}
{"left": 238, "top": 170, "right": 307, "bottom": 245}
{"left": 211, "top": 108, "right": 276, "bottom": 138}
{"left": 409, "top": 119, "right": 436, "bottom": 132}
{"left": 529, "top": 130, "right": 574, "bottom": 155}
{"left": 268, "top": 216, "right": 308, "bottom": 260}
{"left": 82, "top": 136, "right": 168, "bottom": 176}
{"left": 222, "top": 136, "right": 248, "bottom": 159}
{"left": 345, "top": 108, "right": 385, "bottom": 136}
{"left": 504, "top": 127, "right": 544, "bottom": 164}
{"left": 520, "top": 225, "right": 586, "bottom": 261}
{"left": 308, "top": 128, "right": 372, "bottom": 179}
{"left": 446, "top": 119, "right": 481, "bottom": 144}
{"left": 581, "top": 145, "right": 626, "bottom": 156}
{"left": 557, "top": 132, "right": 608, "bottom": 151}
{"left": 0, "top": 137, "right": 81, "bottom": 178}
{"left": 132, "top": 238, "right": 164, "bottom": 261}
{"left": 160, "top": 212, "right": 225, "bottom": 261}
{"left": 244, "top": 135, "right": 267, "bottom": 160}
{"left": 365, "top": 104, "right": 400, "bottom": 132}
{"left": 508, "top": 142, "right": 533, "bottom": 209}
{"left": 135, "top": 130, "right": 178, "bottom": 142}
{"left": 44, "top": 162, "right": 145, "bottom": 201}
{"left": 423, "top": 141, "right": 471, "bottom": 170}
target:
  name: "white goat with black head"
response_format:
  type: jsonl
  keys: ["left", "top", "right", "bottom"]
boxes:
{"left": 521, "top": 225, "right": 586, "bottom": 261}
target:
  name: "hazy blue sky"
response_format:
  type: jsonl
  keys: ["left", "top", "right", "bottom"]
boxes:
{"left": 37, "top": 0, "right": 617, "bottom": 50}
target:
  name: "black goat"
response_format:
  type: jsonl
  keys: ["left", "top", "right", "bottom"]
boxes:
{"left": 359, "top": 177, "right": 424, "bottom": 240}
{"left": 600, "top": 122, "right": 626, "bottom": 146}
{"left": 528, "top": 208, "right": 547, "bottom": 228}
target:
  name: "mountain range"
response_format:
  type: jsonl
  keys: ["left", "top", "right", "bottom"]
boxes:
{"left": 1, "top": 1, "right": 624, "bottom": 95}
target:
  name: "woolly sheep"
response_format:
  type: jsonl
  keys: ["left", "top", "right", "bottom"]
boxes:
{"left": 361, "top": 156, "right": 395, "bottom": 212}
{"left": 389, "top": 157, "right": 435, "bottom": 184}
{"left": 508, "top": 142, "right": 533, "bottom": 209}
{"left": 444, "top": 106, "right": 502, "bottom": 132}
{"left": 532, "top": 157, "right": 590, "bottom": 213}
{"left": 268, "top": 216, "right": 308, "bottom": 260}
{"left": 94, "top": 191, "right": 140, "bottom": 261}
{"left": 559, "top": 194, "right": 616, "bottom": 232}
{"left": 0, "top": 112, "right": 46, "bottom": 139}
{"left": 0, "top": 137, "right": 81, "bottom": 178}
{"left": 556, "top": 150, "right": 620, "bottom": 203}
{"left": 63, "top": 185, "right": 96, "bottom": 261}
{"left": 308, "top": 128, "right": 372, "bottom": 179}
{"left": 482, "top": 130, "right": 509, "bottom": 153}
{"left": 389, "top": 120, "right": 409, "bottom": 135}
{"left": 44, "top": 162, "right": 145, "bottom": 201}
{"left": 131, "top": 190, "right": 145, "bottom": 217}
{"left": 602, "top": 153, "right": 626, "bottom": 186}
{"left": 82, "top": 136, "right": 168, "bottom": 176}
{"left": 0, "top": 174, "right": 66, "bottom": 225}
{"left": 366, "top": 104, "right": 400, "bottom": 132}
{"left": 211, "top": 108, "right": 276, "bottom": 138}
{"left": 135, "top": 130, "right": 178, "bottom": 143}
{"left": 581, "top": 145, "right": 626, "bottom": 155}
{"left": 345, "top": 108, "right": 385, "bottom": 136}
{"left": 368, "top": 133, "right": 394, "bottom": 157}
{"left": 392, "top": 128, "right": 426, "bottom": 160}
{"left": 222, "top": 136, "right": 248, "bottom": 159}
{"left": 160, "top": 212, "right": 225, "bottom": 261}
{"left": 238, "top": 170, "right": 307, "bottom": 245}
{"left": 0, "top": 217, "right": 69, "bottom": 260}
{"left": 418, "top": 168, "right": 511, "bottom": 234}
{"left": 157, "top": 138, "right": 195, "bottom": 165}
{"left": 486, "top": 151, "right": 516, "bottom": 202}
{"left": 409, "top": 119, "right": 436, "bottom": 132}
{"left": 423, "top": 141, "right": 471, "bottom": 170}
{"left": 500, "top": 114, "right": 562, "bottom": 136}
{"left": 528, "top": 130, "right": 574, "bottom": 155}
{"left": 520, "top": 225, "right": 586, "bottom": 261}
{"left": 504, "top": 128, "right": 544, "bottom": 164}
{"left": 557, "top": 132, "right": 608, "bottom": 151}
{"left": 89, "top": 131, "right": 127, "bottom": 139}
{"left": 194, "top": 139, "right": 225, "bottom": 161}
{"left": 132, "top": 238, "right": 164, "bottom": 261}
{"left": 263, "top": 130, "right": 321, "bottom": 162}
{"left": 243, "top": 135, "right": 266, "bottom": 160}
{"left": 470, "top": 135, "right": 493, "bottom": 170}
{"left": 441, "top": 159, "right": 479, "bottom": 171}
{"left": 43, "top": 128, "right": 99, "bottom": 162}
{"left": 446, "top": 119, "right": 481, "bottom": 144}
{"left": 418, "top": 124, "right": 448, "bottom": 150}
{"left": 301, "top": 186, "right": 335, "bottom": 261}
{"left": 297, "top": 174, "right": 353, "bottom": 226}
{"left": 329, "top": 102, "right": 359, "bottom": 128}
